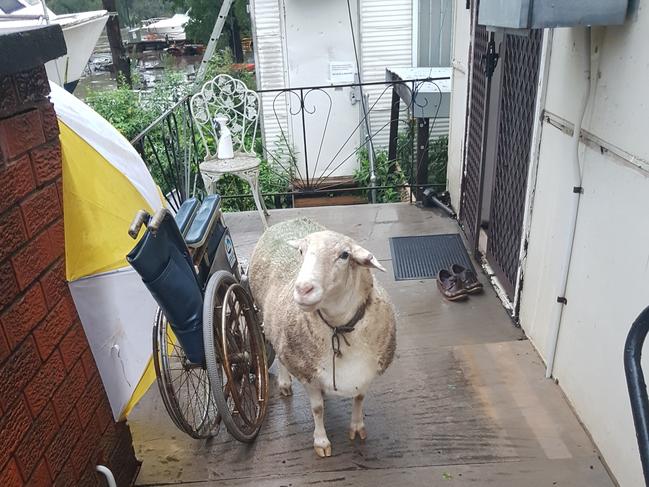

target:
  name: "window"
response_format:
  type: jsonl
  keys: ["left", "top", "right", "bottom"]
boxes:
{"left": 0, "top": 0, "right": 25, "bottom": 14}
{"left": 417, "top": 0, "right": 453, "bottom": 67}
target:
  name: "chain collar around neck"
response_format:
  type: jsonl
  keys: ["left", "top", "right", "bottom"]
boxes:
{"left": 317, "top": 300, "right": 368, "bottom": 391}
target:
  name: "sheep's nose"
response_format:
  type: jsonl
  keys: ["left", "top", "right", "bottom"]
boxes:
{"left": 295, "top": 281, "right": 315, "bottom": 296}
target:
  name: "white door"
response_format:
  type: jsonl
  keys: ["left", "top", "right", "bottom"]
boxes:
{"left": 281, "top": 0, "right": 361, "bottom": 186}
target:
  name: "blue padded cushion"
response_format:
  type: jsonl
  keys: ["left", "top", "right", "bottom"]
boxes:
{"left": 185, "top": 194, "right": 222, "bottom": 247}
{"left": 174, "top": 198, "right": 200, "bottom": 236}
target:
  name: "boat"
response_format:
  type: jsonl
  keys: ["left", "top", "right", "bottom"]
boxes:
{"left": 0, "top": 0, "right": 108, "bottom": 92}
{"left": 142, "top": 13, "right": 189, "bottom": 43}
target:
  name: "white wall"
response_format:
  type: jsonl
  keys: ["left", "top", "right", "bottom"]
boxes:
{"left": 446, "top": 0, "right": 470, "bottom": 210}
{"left": 519, "top": 5, "right": 649, "bottom": 486}
{"left": 282, "top": 0, "right": 361, "bottom": 179}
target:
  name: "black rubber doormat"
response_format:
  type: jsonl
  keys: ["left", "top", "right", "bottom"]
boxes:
{"left": 389, "top": 234, "right": 475, "bottom": 281}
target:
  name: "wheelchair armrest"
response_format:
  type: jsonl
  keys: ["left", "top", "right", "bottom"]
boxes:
{"left": 175, "top": 198, "right": 200, "bottom": 236}
{"left": 185, "top": 194, "right": 222, "bottom": 249}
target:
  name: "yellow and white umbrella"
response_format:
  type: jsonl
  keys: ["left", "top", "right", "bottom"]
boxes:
{"left": 50, "top": 82, "right": 164, "bottom": 420}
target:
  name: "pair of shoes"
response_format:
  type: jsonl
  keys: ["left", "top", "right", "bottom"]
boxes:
{"left": 436, "top": 264, "right": 483, "bottom": 301}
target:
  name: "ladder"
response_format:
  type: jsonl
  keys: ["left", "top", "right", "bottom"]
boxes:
{"left": 194, "top": 0, "right": 235, "bottom": 85}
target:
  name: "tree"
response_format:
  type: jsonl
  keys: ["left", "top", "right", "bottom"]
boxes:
{"left": 101, "top": 0, "right": 131, "bottom": 86}
{"left": 48, "top": 0, "right": 252, "bottom": 60}
{"left": 49, "top": 0, "right": 180, "bottom": 27}
{"left": 180, "top": 0, "right": 250, "bottom": 60}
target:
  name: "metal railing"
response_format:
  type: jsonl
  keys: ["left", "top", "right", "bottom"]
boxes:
{"left": 130, "top": 77, "right": 450, "bottom": 211}
{"left": 625, "top": 305, "right": 649, "bottom": 486}
{"left": 131, "top": 97, "right": 204, "bottom": 211}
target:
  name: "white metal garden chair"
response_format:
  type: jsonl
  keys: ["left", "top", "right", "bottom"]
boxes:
{"left": 190, "top": 74, "right": 269, "bottom": 227}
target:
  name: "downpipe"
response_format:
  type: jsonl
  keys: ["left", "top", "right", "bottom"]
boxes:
{"left": 364, "top": 93, "right": 377, "bottom": 204}
{"left": 545, "top": 27, "right": 597, "bottom": 378}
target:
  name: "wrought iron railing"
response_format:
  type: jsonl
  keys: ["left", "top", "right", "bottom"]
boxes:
{"left": 130, "top": 77, "right": 450, "bottom": 212}
{"left": 131, "top": 97, "right": 204, "bottom": 211}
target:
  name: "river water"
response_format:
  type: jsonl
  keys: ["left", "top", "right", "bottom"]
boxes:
{"left": 75, "top": 31, "right": 203, "bottom": 100}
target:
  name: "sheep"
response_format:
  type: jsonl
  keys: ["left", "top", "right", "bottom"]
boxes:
{"left": 248, "top": 217, "right": 396, "bottom": 457}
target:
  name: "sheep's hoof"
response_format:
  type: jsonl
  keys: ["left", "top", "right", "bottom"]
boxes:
{"left": 279, "top": 383, "right": 293, "bottom": 397}
{"left": 314, "top": 444, "right": 332, "bottom": 458}
{"left": 349, "top": 425, "right": 367, "bottom": 441}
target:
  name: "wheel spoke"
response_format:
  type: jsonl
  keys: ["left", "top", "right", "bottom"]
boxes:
{"left": 153, "top": 310, "right": 219, "bottom": 439}
{"left": 203, "top": 273, "right": 269, "bottom": 441}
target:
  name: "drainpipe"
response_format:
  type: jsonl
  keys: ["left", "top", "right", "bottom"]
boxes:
{"left": 364, "top": 93, "right": 377, "bottom": 204}
{"left": 545, "top": 27, "right": 598, "bottom": 378}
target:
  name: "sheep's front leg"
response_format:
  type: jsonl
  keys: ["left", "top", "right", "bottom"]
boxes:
{"left": 349, "top": 394, "right": 367, "bottom": 441}
{"left": 277, "top": 360, "right": 293, "bottom": 396}
{"left": 305, "top": 383, "right": 331, "bottom": 457}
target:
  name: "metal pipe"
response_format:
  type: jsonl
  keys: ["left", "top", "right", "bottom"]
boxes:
{"left": 364, "top": 94, "right": 377, "bottom": 204}
{"left": 96, "top": 465, "right": 117, "bottom": 487}
{"left": 39, "top": 0, "right": 50, "bottom": 23}
{"left": 0, "top": 14, "right": 46, "bottom": 20}
{"left": 545, "top": 27, "right": 594, "bottom": 378}
{"left": 430, "top": 195, "right": 456, "bottom": 218}
{"left": 625, "top": 305, "right": 649, "bottom": 486}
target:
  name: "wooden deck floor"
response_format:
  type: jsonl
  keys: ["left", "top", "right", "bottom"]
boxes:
{"left": 130, "top": 203, "right": 614, "bottom": 486}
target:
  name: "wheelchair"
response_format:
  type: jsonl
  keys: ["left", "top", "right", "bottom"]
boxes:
{"left": 126, "top": 195, "right": 271, "bottom": 442}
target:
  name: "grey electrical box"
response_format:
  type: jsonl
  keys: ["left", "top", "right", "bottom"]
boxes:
{"left": 478, "top": 0, "right": 628, "bottom": 29}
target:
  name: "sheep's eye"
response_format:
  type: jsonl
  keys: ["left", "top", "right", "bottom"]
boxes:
{"left": 298, "top": 248, "right": 303, "bottom": 255}
{"left": 339, "top": 251, "right": 350, "bottom": 260}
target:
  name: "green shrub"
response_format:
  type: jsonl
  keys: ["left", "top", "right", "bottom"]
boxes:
{"left": 354, "top": 125, "right": 449, "bottom": 203}
{"left": 428, "top": 135, "right": 449, "bottom": 188}
{"left": 85, "top": 70, "right": 191, "bottom": 142}
{"left": 202, "top": 49, "right": 256, "bottom": 89}
{"left": 396, "top": 121, "right": 448, "bottom": 189}
{"left": 354, "top": 148, "right": 407, "bottom": 203}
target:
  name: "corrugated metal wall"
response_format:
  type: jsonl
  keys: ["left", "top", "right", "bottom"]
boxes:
{"left": 359, "top": 0, "right": 413, "bottom": 149}
{"left": 252, "top": 0, "right": 450, "bottom": 164}
{"left": 250, "top": 0, "right": 290, "bottom": 160}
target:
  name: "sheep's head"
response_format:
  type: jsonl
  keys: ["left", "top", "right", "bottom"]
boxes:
{"left": 288, "top": 230, "right": 385, "bottom": 311}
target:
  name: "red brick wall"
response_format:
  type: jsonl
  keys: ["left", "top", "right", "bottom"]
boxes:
{"left": 0, "top": 66, "right": 139, "bottom": 486}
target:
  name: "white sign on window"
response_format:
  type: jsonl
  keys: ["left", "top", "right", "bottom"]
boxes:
{"left": 329, "top": 62, "right": 356, "bottom": 84}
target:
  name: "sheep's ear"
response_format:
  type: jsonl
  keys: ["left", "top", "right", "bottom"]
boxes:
{"left": 351, "top": 244, "right": 386, "bottom": 272}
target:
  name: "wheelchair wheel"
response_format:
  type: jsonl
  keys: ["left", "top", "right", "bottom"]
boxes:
{"left": 153, "top": 308, "right": 220, "bottom": 439}
{"left": 243, "top": 274, "right": 275, "bottom": 369}
{"left": 203, "top": 270, "right": 269, "bottom": 442}
{"left": 265, "top": 338, "right": 276, "bottom": 369}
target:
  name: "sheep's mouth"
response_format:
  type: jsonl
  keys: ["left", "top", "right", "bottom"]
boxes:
{"left": 294, "top": 297, "right": 321, "bottom": 311}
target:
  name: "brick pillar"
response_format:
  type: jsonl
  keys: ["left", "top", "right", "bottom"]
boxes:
{"left": 0, "top": 26, "right": 139, "bottom": 487}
